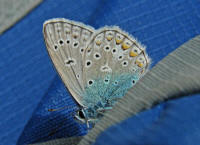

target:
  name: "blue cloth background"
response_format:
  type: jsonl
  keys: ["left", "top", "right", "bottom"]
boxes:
{"left": 0, "top": 0, "right": 199, "bottom": 145}
{"left": 95, "top": 94, "right": 200, "bottom": 145}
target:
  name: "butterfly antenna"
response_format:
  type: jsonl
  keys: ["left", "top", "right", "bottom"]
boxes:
{"left": 47, "top": 106, "right": 79, "bottom": 137}
{"left": 48, "top": 105, "right": 78, "bottom": 112}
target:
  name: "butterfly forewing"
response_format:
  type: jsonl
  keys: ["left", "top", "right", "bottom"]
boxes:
{"left": 43, "top": 18, "right": 95, "bottom": 106}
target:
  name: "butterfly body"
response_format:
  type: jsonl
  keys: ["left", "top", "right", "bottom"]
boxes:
{"left": 43, "top": 18, "right": 150, "bottom": 126}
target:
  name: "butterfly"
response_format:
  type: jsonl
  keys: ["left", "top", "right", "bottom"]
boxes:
{"left": 43, "top": 18, "right": 150, "bottom": 127}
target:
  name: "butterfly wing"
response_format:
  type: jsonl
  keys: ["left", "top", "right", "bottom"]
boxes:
{"left": 43, "top": 18, "right": 95, "bottom": 106}
{"left": 82, "top": 27, "right": 150, "bottom": 108}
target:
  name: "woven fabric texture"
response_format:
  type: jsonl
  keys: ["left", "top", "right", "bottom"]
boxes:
{"left": 94, "top": 94, "right": 200, "bottom": 145}
{"left": 30, "top": 137, "right": 82, "bottom": 145}
{"left": 0, "top": 0, "right": 200, "bottom": 145}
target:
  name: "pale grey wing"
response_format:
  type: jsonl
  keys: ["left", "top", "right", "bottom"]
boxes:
{"left": 43, "top": 18, "right": 95, "bottom": 106}
{"left": 82, "top": 27, "right": 150, "bottom": 106}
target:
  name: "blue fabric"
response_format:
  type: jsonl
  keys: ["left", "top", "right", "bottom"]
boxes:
{"left": 95, "top": 94, "right": 200, "bottom": 145}
{"left": 0, "top": 0, "right": 199, "bottom": 145}
{"left": 0, "top": 0, "right": 102, "bottom": 145}
{"left": 17, "top": 76, "right": 88, "bottom": 145}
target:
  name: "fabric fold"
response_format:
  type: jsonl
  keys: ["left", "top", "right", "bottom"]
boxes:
{"left": 0, "top": 0, "right": 42, "bottom": 34}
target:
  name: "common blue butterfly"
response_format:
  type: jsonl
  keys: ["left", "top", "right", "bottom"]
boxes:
{"left": 43, "top": 18, "right": 150, "bottom": 127}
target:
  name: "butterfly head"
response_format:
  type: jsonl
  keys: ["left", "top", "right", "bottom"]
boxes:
{"left": 74, "top": 103, "right": 111, "bottom": 127}
{"left": 74, "top": 108, "right": 100, "bottom": 128}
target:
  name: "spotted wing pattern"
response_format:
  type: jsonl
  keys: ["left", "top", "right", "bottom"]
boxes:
{"left": 82, "top": 27, "right": 150, "bottom": 112}
{"left": 43, "top": 18, "right": 95, "bottom": 106}
{"left": 43, "top": 19, "right": 150, "bottom": 123}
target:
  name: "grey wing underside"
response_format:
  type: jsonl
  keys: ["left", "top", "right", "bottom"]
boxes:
{"left": 43, "top": 18, "right": 95, "bottom": 107}
{"left": 83, "top": 27, "right": 150, "bottom": 88}
{"left": 80, "top": 27, "right": 150, "bottom": 108}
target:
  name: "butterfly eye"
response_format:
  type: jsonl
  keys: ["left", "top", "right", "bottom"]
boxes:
{"left": 132, "top": 80, "right": 135, "bottom": 84}
{"left": 78, "top": 110, "right": 85, "bottom": 119}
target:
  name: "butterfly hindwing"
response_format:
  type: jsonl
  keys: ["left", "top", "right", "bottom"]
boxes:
{"left": 43, "top": 18, "right": 95, "bottom": 106}
{"left": 82, "top": 27, "right": 150, "bottom": 108}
